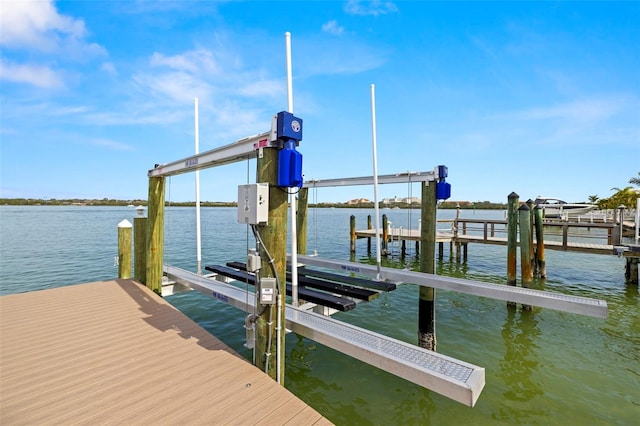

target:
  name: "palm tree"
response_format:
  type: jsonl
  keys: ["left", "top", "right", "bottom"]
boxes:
{"left": 630, "top": 172, "right": 640, "bottom": 187}
{"left": 588, "top": 195, "right": 599, "bottom": 203}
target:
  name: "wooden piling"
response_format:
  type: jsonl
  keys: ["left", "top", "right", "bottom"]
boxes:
{"left": 146, "top": 176, "right": 165, "bottom": 295}
{"left": 526, "top": 199, "right": 535, "bottom": 271}
{"left": 367, "top": 214, "right": 372, "bottom": 254}
{"left": 256, "top": 148, "right": 288, "bottom": 383}
{"left": 382, "top": 214, "right": 389, "bottom": 256}
{"left": 134, "top": 217, "right": 147, "bottom": 284}
{"left": 518, "top": 204, "right": 534, "bottom": 284}
{"left": 507, "top": 192, "right": 519, "bottom": 288}
{"left": 626, "top": 258, "right": 639, "bottom": 284}
{"left": 296, "top": 188, "right": 308, "bottom": 255}
{"left": 350, "top": 215, "right": 357, "bottom": 254}
{"left": 418, "top": 181, "right": 437, "bottom": 351}
{"left": 534, "top": 206, "right": 546, "bottom": 279}
{"left": 117, "top": 219, "right": 132, "bottom": 279}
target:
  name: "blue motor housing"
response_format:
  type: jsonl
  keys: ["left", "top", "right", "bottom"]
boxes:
{"left": 436, "top": 181, "right": 451, "bottom": 200}
{"left": 278, "top": 141, "right": 303, "bottom": 188}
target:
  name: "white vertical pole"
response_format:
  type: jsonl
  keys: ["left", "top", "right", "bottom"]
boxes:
{"left": 286, "top": 31, "right": 299, "bottom": 308}
{"left": 195, "top": 98, "right": 202, "bottom": 275}
{"left": 371, "top": 84, "right": 382, "bottom": 280}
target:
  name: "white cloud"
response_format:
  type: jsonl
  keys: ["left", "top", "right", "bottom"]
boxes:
{"left": 508, "top": 98, "right": 626, "bottom": 123}
{"left": 344, "top": 0, "right": 398, "bottom": 16}
{"left": 101, "top": 62, "right": 117, "bottom": 76}
{"left": 0, "top": 0, "right": 87, "bottom": 52}
{"left": 150, "top": 49, "right": 219, "bottom": 75}
{"left": 322, "top": 20, "right": 344, "bottom": 36}
{"left": 89, "top": 138, "right": 135, "bottom": 151}
{"left": 0, "top": 59, "right": 64, "bottom": 88}
{"left": 296, "top": 37, "right": 389, "bottom": 76}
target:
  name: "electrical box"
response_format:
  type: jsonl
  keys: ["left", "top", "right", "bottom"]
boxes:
{"left": 237, "top": 183, "right": 269, "bottom": 225}
{"left": 259, "top": 277, "right": 277, "bottom": 305}
{"left": 246, "top": 250, "right": 261, "bottom": 272}
{"left": 276, "top": 111, "right": 303, "bottom": 142}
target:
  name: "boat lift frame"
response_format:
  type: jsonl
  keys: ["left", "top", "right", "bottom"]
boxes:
{"left": 148, "top": 119, "right": 607, "bottom": 408}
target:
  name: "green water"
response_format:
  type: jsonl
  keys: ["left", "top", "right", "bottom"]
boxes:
{"left": 1, "top": 206, "right": 638, "bottom": 424}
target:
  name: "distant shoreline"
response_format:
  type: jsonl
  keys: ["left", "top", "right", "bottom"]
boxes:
{"left": 0, "top": 198, "right": 507, "bottom": 210}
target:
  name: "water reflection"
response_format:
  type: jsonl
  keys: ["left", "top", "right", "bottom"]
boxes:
{"left": 495, "top": 308, "right": 546, "bottom": 422}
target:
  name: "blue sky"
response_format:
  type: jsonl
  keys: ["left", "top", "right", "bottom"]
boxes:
{"left": 1, "top": 0, "right": 638, "bottom": 204}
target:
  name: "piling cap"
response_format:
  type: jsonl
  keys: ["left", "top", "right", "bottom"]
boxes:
{"left": 518, "top": 204, "right": 530, "bottom": 211}
{"left": 118, "top": 219, "right": 133, "bottom": 228}
{"left": 508, "top": 192, "right": 519, "bottom": 199}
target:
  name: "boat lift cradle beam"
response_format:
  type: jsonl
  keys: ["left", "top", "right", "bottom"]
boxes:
{"left": 163, "top": 264, "right": 485, "bottom": 407}
{"left": 291, "top": 255, "right": 608, "bottom": 319}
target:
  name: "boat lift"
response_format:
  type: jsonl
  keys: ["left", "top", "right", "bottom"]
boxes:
{"left": 149, "top": 120, "right": 608, "bottom": 407}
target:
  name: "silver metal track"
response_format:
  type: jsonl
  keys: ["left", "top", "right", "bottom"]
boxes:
{"left": 163, "top": 264, "right": 485, "bottom": 407}
{"left": 148, "top": 131, "right": 272, "bottom": 177}
{"left": 291, "top": 255, "right": 608, "bottom": 319}
{"left": 304, "top": 170, "right": 437, "bottom": 188}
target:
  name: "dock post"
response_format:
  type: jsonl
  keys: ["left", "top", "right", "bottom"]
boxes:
{"left": 146, "top": 176, "right": 165, "bottom": 294}
{"left": 507, "top": 192, "right": 519, "bottom": 307}
{"left": 534, "top": 206, "right": 546, "bottom": 279}
{"left": 256, "top": 147, "right": 287, "bottom": 383}
{"left": 438, "top": 242, "right": 443, "bottom": 259}
{"left": 296, "top": 188, "right": 308, "bottom": 255}
{"left": 626, "top": 258, "right": 638, "bottom": 284}
{"left": 518, "top": 204, "right": 534, "bottom": 309}
{"left": 617, "top": 205, "right": 625, "bottom": 246}
{"left": 367, "top": 214, "right": 372, "bottom": 254}
{"left": 117, "top": 219, "right": 132, "bottom": 279}
{"left": 382, "top": 214, "right": 389, "bottom": 256}
{"left": 527, "top": 199, "right": 536, "bottom": 271}
{"left": 134, "top": 216, "right": 147, "bottom": 284}
{"left": 507, "top": 192, "right": 519, "bottom": 284}
{"left": 350, "top": 215, "right": 357, "bottom": 254}
{"left": 418, "top": 181, "right": 437, "bottom": 351}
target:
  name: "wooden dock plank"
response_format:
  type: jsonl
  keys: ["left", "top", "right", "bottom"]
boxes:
{"left": 0, "top": 279, "right": 330, "bottom": 425}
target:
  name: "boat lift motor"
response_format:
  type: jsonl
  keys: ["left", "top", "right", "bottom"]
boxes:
{"left": 275, "top": 111, "right": 303, "bottom": 188}
{"left": 436, "top": 165, "right": 451, "bottom": 201}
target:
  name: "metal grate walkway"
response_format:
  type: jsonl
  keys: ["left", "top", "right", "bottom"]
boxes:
{"left": 164, "top": 265, "right": 485, "bottom": 407}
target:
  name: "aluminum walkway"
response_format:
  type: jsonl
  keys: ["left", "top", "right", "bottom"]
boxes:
{"left": 164, "top": 265, "right": 485, "bottom": 407}
{"left": 292, "top": 255, "right": 608, "bottom": 319}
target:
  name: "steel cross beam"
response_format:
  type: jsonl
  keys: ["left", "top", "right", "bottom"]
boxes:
{"left": 148, "top": 130, "right": 273, "bottom": 178}
{"left": 303, "top": 170, "right": 438, "bottom": 188}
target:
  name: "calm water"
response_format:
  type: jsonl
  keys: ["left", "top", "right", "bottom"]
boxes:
{"left": 1, "top": 206, "right": 638, "bottom": 425}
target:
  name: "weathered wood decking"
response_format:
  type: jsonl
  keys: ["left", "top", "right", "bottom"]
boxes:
{"left": 0, "top": 279, "right": 331, "bottom": 425}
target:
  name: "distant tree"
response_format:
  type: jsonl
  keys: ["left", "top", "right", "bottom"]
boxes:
{"left": 598, "top": 186, "right": 637, "bottom": 210}
{"left": 588, "top": 195, "right": 599, "bottom": 203}
{"left": 630, "top": 172, "right": 640, "bottom": 187}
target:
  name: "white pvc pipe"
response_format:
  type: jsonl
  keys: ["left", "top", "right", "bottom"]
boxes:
{"left": 370, "top": 84, "right": 382, "bottom": 280}
{"left": 194, "top": 98, "right": 202, "bottom": 275}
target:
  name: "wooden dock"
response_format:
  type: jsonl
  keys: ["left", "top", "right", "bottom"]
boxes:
{"left": 355, "top": 220, "right": 628, "bottom": 256}
{"left": 0, "top": 279, "right": 331, "bottom": 425}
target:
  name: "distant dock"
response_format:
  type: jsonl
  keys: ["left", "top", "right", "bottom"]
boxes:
{"left": 0, "top": 279, "right": 330, "bottom": 425}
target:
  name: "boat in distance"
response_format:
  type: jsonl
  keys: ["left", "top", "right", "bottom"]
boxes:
{"left": 534, "top": 196, "right": 598, "bottom": 217}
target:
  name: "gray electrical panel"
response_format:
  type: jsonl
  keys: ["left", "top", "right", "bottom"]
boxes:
{"left": 259, "top": 277, "right": 277, "bottom": 305}
{"left": 237, "top": 183, "right": 269, "bottom": 225}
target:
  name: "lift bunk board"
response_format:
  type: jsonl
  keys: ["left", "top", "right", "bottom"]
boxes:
{"left": 205, "top": 261, "right": 397, "bottom": 312}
